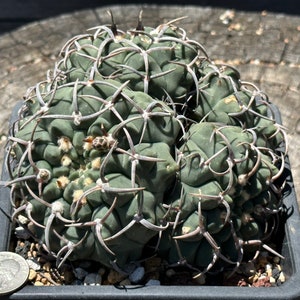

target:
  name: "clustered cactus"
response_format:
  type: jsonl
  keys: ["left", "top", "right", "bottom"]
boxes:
{"left": 6, "top": 12, "right": 287, "bottom": 281}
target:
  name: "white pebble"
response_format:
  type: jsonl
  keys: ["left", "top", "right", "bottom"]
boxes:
{"left": 84, "top": 273, "right": 102, "bottom": 285}
{"left": 26, "top": 258, "right": 41, "bottom": 271}
{"left": 74, "top": 267, "right": 89, "bottom": 280}
{"left": 265, "top": 263, "right": 272, "bottom": 270}
{"left": 278, "top": 272, "right": 286, "bottom": 283}
{"left": 17, "top": 215, "right": 29, "bottom": 225}
{"left": 129, "top": 266, "right": 145, "bottom": 283}
{"left": 15, "top": 226, "right": 31, "bottom": 239}
{"left": 270, "top": 276, "right": 276, "bottom": 284}
{"left": 265, "top": 263, "right": 273, "bottom": 277}
{"left": 146, "top": 279, "right": 161, "bottom": 286}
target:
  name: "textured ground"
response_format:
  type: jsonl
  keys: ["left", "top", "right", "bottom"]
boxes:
{"left": 0, "top": 5, "right": 299, "bottom": 201}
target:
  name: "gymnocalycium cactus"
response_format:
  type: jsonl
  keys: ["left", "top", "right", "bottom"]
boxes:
{"left": 6, "top": 12, "right": 287, "bottom": 281}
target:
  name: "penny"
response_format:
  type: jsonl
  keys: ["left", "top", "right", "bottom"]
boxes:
{"left": 0, "top": 251, "right": 29, "bottom": 296}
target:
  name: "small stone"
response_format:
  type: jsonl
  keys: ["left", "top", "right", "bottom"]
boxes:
{"left": 74, "top": 267, "right": 89, "bottom": 280}
{"left": 36, "top": 273, "right": 43, "bottom": 282}
{"left": 42, "top": 262, "right": 52, "bottom": 272}
{"left": 219, "top": 9, "right": 235, "bottom": 25}
{"left": 278, "top": 272, "right": 285, "bottom": 283}
{"left": 26, "top": 258, "right": 41, "bottom": 271}
{"left": 119, "top": 278, "right": 132, "bottom": 286}
{"left": 31, "top": 250, "right": 38, "bottom": 258}
{"left": 265, "top": 263, "right": 272, "bottom": 270}
{"left": 17, "top": 215, "right": 29, "bottom": 225}
{"left": 28, "top": 269, "right": 37, "bottom": 281}
{"left": 275, "top": 263, "right": 282, "bottom": 271}
{"left": 41, "top": 277, "right": 49, "bottom": 284}
{"left": 265, "top": 264, "right": 273, "bottom": 277}
{"left": 15, "top": 226, "right": 31, "bottom": 239}
{"left": 34, "top": 281, "right": 44, "bottom": 286}
{"left": 228, "top": 23, "right": 242, "bottom": 31}
{"left": 252, "top": 276, "right": 271, "bottom": 287}
{"left": 248, "top": 274, "right": 259, "bottom": 284}
{"left": 272, "top": 267, "right": 281, "bottom": 279}
{"left": 107, "top": 269, "right": 126, "bottom": 284}
{"left": 145, "top": 279, "right": 161, "bottom": 286}
{"left": 84, "top": 273, "right": 102, "bottom": 286}
{"left": 18, "top": 241, "right": 25, "bottom": 247}
{"left": 15, "top": 240, "right": 31, "bottom": 257}
{"left": 270, "top": 276, "right": 276, "bottom": 284}
{"left": 129, "top": 266, "right": 145, "bottom": 283}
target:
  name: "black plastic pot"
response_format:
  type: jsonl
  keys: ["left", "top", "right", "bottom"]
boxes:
{"left": 1, "top": 103, "right": 300, "bottom": 300}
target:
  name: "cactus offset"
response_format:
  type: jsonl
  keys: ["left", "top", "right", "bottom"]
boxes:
{"left": 6, "top": 12, "right": 287, "bottom": 281}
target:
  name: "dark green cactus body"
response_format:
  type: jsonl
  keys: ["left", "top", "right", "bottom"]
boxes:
{"left": 59, "top": 26, "right": 200, "bottom": 102}
{"left": 7, "top": 16, "right": 287, "bottom": 280}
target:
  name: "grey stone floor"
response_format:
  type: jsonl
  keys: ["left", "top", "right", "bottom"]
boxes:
{"left": 0, "top": 5, "right": 299, "bottom": 201}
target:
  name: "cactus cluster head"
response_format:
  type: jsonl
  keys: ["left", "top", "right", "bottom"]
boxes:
{"left": 6, "top": 12, "right": 287, "bottom": 281}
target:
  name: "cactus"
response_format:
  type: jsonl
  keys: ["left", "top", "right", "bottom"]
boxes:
{"left": 6, "top": 12, "right": 287, "bottom": 282}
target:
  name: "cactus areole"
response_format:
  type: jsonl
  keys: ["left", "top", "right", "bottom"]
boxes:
{"left": 6, "top": 12, "right": 288, "bottom": 282}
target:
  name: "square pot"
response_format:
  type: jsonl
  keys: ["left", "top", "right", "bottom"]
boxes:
{"left": 1, "top": 103, "right": 300, "bottom": 300}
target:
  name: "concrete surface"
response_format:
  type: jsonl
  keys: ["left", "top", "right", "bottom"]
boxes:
{"left": 0, "top": 5, "right": 299, "bottom": 202}
{"left": 1, "top": 1, "right": 300, "bottom": 34}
